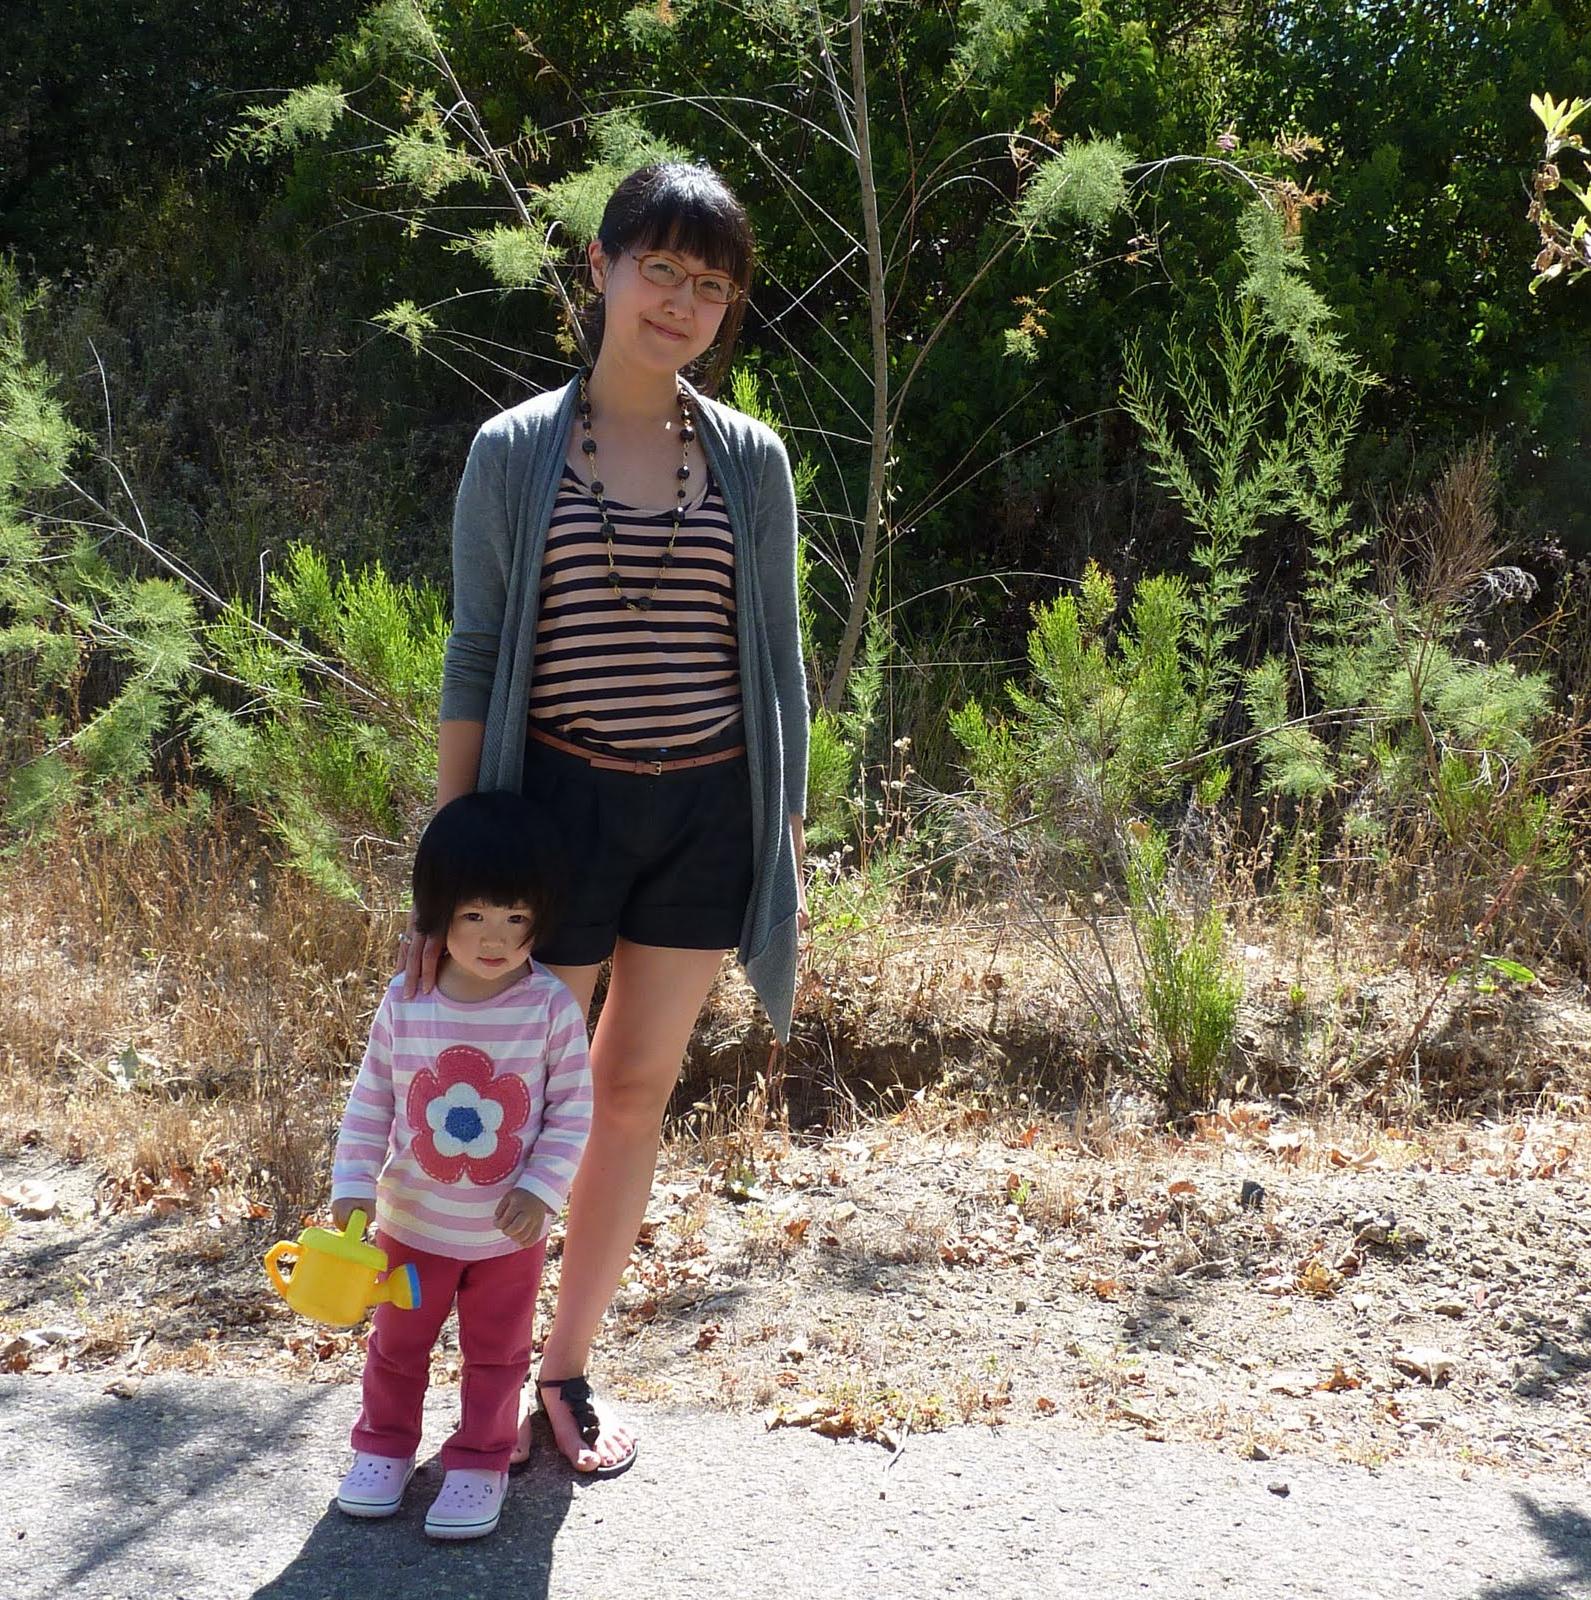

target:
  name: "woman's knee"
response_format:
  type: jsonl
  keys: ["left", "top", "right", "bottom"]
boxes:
{"left": 592, "top": 1054, "right": 681, "bottom": 1127}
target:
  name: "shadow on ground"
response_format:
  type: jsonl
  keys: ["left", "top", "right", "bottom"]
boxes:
{"left": 1475, "top": 1494, "right": 1591, "bottom": 1600}
{"left": 15, "top": 1373, "right": 574, "bottom": 1600}
{"left": 41, "top": 1379, "right": 325, "bottom": 1596}
{"left": 252, "top": 1456, "right": 573, "bottom": 1600}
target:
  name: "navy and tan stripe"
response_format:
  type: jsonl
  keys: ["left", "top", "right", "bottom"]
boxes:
{"left": 531, "top": 466, "right": 742, "bottom": 754}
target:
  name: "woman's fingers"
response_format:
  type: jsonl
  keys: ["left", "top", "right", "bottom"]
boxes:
{"left": 398, "top": 930, "right": 443, "bottom": 999}
{"left": 419, "top": 931, "right": 442, "bottom": 994}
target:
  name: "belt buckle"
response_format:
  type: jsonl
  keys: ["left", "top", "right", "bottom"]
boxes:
{"left": 651, "top": 758, "right": 664, "bottom": 776}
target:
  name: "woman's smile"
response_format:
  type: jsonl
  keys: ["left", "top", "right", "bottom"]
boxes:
{"left": 644, "top": 316, "right": 689, "bottom": 341}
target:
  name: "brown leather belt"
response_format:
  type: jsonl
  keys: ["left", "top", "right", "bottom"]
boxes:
{"left": 526, "top": 723, "right": 746, "bottom": 776}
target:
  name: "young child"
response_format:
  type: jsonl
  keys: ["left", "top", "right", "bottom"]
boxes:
{"left": 329, "top": 789, "right": 592, "bottom": 1540}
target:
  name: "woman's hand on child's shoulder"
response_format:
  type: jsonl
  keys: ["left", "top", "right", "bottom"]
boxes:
{"left": 330, "top": 1196, "right": 376, "bottom": 1234}
{"left": 494, "top": 1189, "right": 550, "bottom": 1247}
{"left": 398, "top": 911, "right": 444, "bottom": 999}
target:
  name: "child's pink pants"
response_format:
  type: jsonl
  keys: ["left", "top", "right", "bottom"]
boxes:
{"left": 350, "top": 1231, "right": 546, "bottom": 1473}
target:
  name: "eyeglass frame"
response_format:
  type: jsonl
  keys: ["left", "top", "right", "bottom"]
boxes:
{"left": 625, "top": 250, "right": 746, "bottom": 306}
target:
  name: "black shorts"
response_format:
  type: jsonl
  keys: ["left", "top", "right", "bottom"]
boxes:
{"left": 522, "top": 732, "right": 755, "bottom": 967}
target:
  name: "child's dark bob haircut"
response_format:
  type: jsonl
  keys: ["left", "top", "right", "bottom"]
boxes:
{"left": 411, "top": 790, "right": 565, "bottom": 944}
{"left": 584, "top": 161, "right": 755, "bottom": 396}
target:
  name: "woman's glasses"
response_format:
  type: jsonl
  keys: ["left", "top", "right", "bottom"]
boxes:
{"left": 632, "top": 252, "right": 743, "bottom": 306}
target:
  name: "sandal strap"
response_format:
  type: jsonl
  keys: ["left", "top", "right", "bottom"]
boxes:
{"left": 537, "top": 1374, "right": 601, "bottom": 1445}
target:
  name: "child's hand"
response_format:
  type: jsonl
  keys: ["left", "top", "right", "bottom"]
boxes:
{"left": 331, "top": 1196, "right": 376, "bottom": 1234}
{"left": 494, "top": 1189, "right": 550, "bottom": 1247}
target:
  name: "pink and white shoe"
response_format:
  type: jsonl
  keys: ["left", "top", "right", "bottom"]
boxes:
{"left": 336, "top": 1452, "right": 416, "bottom": 1518}
{"left": 424, "top": 1468, "right": 508, "bottom": 1540}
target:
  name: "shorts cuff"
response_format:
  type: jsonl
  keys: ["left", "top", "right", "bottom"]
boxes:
{"left": 532, "top": 925, "right": 618, "bottom": 967}
{"left": 618, "top": 907, "right": 743, "bottom": 952}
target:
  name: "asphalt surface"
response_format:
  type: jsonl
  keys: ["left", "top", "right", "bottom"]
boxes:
{"left": 1, "top": 1374, "right": 1587, "bottom": 1599}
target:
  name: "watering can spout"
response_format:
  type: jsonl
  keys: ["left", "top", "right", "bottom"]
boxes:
{"left": 375, "top": 1261, "right": 422, "bottom": 1312}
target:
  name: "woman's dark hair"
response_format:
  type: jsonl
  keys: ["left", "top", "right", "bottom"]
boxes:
{"left": 412, "top": 790, "right": 565, "bottom": 944}
{"left": 581, "top": 161, "right": 755, "bottom": 395}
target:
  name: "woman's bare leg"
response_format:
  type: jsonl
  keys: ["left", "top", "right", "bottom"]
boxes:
{"left": 518, "top": 939, "right": 726, "bottom": 1470}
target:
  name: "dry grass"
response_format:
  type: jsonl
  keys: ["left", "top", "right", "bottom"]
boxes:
{"left": 0, "top": 801, "right": 396, "bottom": 1231}
{"left": 2, "top": 787, "right": 1588, "bottom": 1255}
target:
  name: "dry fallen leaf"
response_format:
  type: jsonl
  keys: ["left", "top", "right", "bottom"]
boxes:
{"left": 1036, "top": 1396, "right": 1058, "bottom": 1415}
{"left": 1296, "top": 1256, "right": 1342, "bottom": 1298}
{"left": 694, "top": 1320, "right": 722, "bottom": 1352}
{"left": 5, "top": 1180, "right": 59, "bottom": 1219}
{"left": 1392, "top": 1347, "right": 1457, "bottom": 1385}
{"left": 1327, "top": 1146, "right": 1380, "bottom": 1170}
{"left": 1086, "top": 1277, "right": 1123, "bottom": 1301}
{"left": 1317, "top": 1364, "right": 1362, "bottom": 1392}
{"left": 783, "top": 1217, "right": 811, "bottom": 1242}
{"left": 1108, "top": 1399, "right": 1162, "bottom": 1434}
{"left": 812, "top": 1410, "right": 861, "bottom": 1439}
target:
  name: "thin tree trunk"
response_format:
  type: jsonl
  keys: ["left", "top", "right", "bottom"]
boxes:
{"left": 823, "top": 0, "right": 890, "bottom": 713}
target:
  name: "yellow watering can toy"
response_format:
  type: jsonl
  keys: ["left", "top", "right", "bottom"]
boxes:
{"left": 263, "top": 1209, "right": 422, "bottom": 1327}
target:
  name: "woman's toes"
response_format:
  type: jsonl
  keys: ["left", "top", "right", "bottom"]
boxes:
{"left": 552, "top": 1415, "right": 599, "bottom": 1471}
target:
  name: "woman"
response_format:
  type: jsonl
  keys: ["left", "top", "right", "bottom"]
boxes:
{"left": 403, "top": 160, "right": 808, "bottom": 1476}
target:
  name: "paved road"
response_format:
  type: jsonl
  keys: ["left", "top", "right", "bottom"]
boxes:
{"left": 0, "top": 1374, "right": 1586, "bottom": 1599}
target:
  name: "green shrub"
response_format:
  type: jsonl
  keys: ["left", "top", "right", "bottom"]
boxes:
{"left": 191, "top": 543, "right": 444, "bottom": 901}
{"left": 1127, "top": 822, "right": 1243, "bottom": 1117}
{"left": 951, "top": 560, "right": 1201, "bottom": 840}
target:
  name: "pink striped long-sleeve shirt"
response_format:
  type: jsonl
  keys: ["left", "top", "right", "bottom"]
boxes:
{"left": 330, "top": 967, "right": 592, "bottom": 1260}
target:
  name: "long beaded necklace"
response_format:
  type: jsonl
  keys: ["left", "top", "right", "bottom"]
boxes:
{"left": 577, "top": 370, "right": 696, "bottom": 615}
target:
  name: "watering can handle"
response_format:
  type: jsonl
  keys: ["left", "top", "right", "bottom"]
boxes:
{"left": 263, "top": 1241, "right": 297, "bottom": 1301}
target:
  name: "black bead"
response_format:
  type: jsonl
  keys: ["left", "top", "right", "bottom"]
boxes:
{"left": 677, "top": 465, "right": 691, "bottom": 480}
{"left": 635, "top": 596, "right": 652, "bottom": 612}
{"left": 590, "top": 481, "right": 604, "bottom": 496}
{"left": 601, "top": 523, "right": 616, "bottom": 539}
{"left": 660, "top": 551, "right": 674, "bottom": 567}
{"left": 577, "top": 400, "right": 591, "bottom": 416}
{"left": 581, "top": 437, "right": 597, "bottom": 454}
{"left": 680, "top": 426, "right": 695, "bottom": 443}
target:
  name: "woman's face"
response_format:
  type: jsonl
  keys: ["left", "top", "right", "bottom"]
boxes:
{"left": 589, "top": 238, "right": 733, "bottom": 378}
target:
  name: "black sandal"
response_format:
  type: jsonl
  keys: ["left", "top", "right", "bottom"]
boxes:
{"left": 532, "top": 1375, "right": 638, "bottom": 1478}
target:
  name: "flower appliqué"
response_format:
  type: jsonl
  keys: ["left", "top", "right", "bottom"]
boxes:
{"left": 407, "top": 1045, "right": 530, "bottom": 1186}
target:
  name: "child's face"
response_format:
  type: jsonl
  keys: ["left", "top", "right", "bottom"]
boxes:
{"left": 445, "top": 899, "right": 535, "bottom": 982}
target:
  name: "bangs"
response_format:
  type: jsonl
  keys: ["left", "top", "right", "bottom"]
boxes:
{"left": 601, "top": 163, "right": 754, "bottom": 286}
{"left": 411, "top": 790, "right": 565, "bottom": 939}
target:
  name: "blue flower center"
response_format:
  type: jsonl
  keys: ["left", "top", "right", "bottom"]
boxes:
{"left": 445, "top": 1105, "right": 485, "bottom": 1144}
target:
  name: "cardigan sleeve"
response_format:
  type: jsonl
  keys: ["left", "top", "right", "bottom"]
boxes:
{"left": 755, "top": 431, "right": 810, "bottom": 818}
{"left": 440, "top": 423, "right": 511, "bottom": 724}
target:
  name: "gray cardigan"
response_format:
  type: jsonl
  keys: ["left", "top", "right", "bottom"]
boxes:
{"left": 439, "top": 374, "right": 809, "bottom": 1042}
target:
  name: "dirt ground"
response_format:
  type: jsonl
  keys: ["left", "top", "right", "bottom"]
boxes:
{"left": 3, "top": 899, "right": 1590, "bottom": 1485}
{"left": 3, "top": 1098, "right": 1588, "bottom": 1485}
